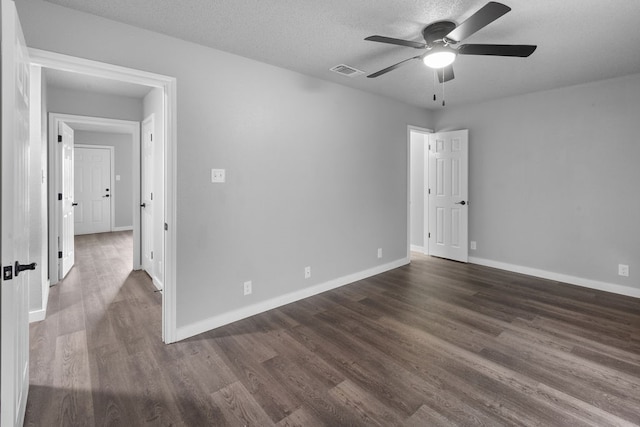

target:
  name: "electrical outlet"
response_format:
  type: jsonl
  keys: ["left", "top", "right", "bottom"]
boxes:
{"left": 377, "top": 248, "right": 383, "bottom": 259}
{"left": 470, "top": 241, "right": 477, "bottom": 250}
{"left": 304, "top": 266, "right": 311, "bottom": 279}
{"left": 618, "top": 264, "right": 629, "bottom": 277}
{"left": 211, "top": 168, "right": 226, "bottom": 183}
{"left": 243, "top": 280, "right": 252, "bottom": 295}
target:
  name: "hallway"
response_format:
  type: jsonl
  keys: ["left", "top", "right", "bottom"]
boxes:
{"left": 25, "top": 231, "right": 164, "bottom": 425}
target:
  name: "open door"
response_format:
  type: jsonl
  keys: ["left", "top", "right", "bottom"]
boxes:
{"left": 141, "top": 115, "right": 154, "bottom": 275}
{"left": 58, "top": 121, "right": 75, "bottom": 278}
{"left": 1, "top": 0, "right": 33, "bottom": 424}
{"left": 428, "top": 130, "right": 469, "bottom": 262}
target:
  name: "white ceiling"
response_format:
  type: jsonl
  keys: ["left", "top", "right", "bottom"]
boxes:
{"left": 45, "top": 68, "right": 152, "bottom": 99}
{"left": 42, "top": 0, "right": 640, "bottom": 109}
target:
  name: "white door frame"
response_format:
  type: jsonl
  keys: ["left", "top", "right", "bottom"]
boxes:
{"left": 49, "top": 114, "right": 140, "bottom": 273}
{"left": 407, "top": 125, "right": 433, "bottom": 258}
{"left": 74, "top": 144, "right": 116, "bottom": 233}
{"left": 31, "top": 48, "right": 178, "bottom": 343}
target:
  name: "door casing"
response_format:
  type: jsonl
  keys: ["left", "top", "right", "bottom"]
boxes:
{"left": 31, "top": 49, "right": 178, "bottom": 343}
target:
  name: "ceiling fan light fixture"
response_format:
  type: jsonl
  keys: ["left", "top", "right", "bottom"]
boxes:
{"left": 422, "top": 46, "right": 457, "bottom": 69}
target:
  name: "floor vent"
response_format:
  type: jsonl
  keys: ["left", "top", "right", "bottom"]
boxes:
{"left": 329, "top": 64, "right": 365, "bottom": 77}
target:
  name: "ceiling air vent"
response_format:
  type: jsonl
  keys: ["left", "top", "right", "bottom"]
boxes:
{"left": 329, "top": 64, "right": 365, "bottom": 77}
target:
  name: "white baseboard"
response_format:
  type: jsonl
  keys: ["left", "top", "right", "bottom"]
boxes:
{"left": 152, "top": 276, "right": 163, "bottom": 291}
{"left": 176, "top": 257, "right": 410, "bottom": 341}
{"left": 29, "top": 308, "right": 46, "bottom": 323}
{"left": 410, "top": 244, "right": 425, "bottom": 253}
{"left": 469, "top": 256, "right": 640, "bottom": 299}
{"left": 112, "top": 226, "right": 133, "bottom": 232}
{"left": 29, "top": 279, "right": 50, "bottom": 323}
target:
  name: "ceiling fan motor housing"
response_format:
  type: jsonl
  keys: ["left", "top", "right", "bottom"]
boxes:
{"left": 422, "top": 21, "right": 457, "bottom": 47}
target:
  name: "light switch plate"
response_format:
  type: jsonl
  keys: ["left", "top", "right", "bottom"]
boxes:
{"left": 211, "top": 169, "right": 226, "bottom": 183}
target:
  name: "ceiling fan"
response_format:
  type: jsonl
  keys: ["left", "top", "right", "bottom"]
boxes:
{"left": 365, "top": 2, "right": 537, "bottom": 83}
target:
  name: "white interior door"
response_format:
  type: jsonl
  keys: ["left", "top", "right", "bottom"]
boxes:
{"left": 141, "top": 116, "right": 154, "bottom": 274}
{"left": 59, "top": 121, "right": 75, "bottom": 278}
{"left": 1, "top": 0, "right": 32, "bottom": 424}
{"left": 428, "top": 130, "right": 469, "bottom": 262}
{"left": 74, "top": 146, "right": 112, "bottom": 235}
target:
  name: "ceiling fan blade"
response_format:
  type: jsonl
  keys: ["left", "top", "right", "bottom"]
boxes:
{"left": 365, "top": 35, "right": 426, "bottom": 49}
{"left": 367, "top": 55, "right": 423, "bottom": 78}
{"left": 458, "top": 44, "right": 537, "bottom": 57}
{"left": 437, "top": 65, "right": 455, "bottom": 83}
{"left": 446, "top": 2, "right": 511, "bottom": 42}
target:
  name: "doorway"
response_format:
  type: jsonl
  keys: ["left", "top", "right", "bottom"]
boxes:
{"left": 408, "top": 127, "right": 470, "bottom": 262}
{"left": 30, "top": 49, "right": 178, "bottom": 343}
{"left": 48, "top": 113, "right": 142, "bottom": 277}
{"left": 408, "top": 126, "right": 432, "bottom": 256}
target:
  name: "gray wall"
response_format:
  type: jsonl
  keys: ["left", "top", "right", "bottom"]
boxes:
{"left": 435, "top": 73, "right": 640, "bottom": 290}
{"left": 74, "top": 131, "right": 134, "bottom": 229}
{"left": 18, "top": 1, "right": 433, "bottom": 331}
{"left": 47, "top": 86, "right": 143, "bottom": 122}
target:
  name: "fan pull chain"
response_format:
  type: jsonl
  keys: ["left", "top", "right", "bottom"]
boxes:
{"left": 442, "top": 73, "right": 445, "bottom": 107}
{"left": 433, "top": 69, "right": 436, "bottom": 101}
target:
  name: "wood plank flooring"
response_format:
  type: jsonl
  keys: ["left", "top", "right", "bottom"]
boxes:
{"left": 25, "top": 231, "right": 640, "bottom": 426}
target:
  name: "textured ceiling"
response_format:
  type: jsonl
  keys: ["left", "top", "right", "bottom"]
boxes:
{"left": 42, "top": 0, "right": 640, "bottom": 109}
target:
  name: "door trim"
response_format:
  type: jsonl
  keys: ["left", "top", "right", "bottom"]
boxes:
{"left": 32, "top": 48, "right": 178, "bottom": 343}
{"left": 75, "top": 144, "right": 116, "bottom": 233}
{"left": 407, "top": 125, "right": 433, "bottom": 259}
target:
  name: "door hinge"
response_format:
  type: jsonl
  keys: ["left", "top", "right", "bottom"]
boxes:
{"left": 164, "top": 223, "right": 168, "bottom": 231}
{"left": 3, "top": 265, "right": 13, "bottom": 281}
{"left": 428, "top": 188, "right": 431, "bottom": 195}
{"left": 150, "top": 251, "right": 154, "bottom": 260}
{"left": 150, "top": 133, "right": 153, "bottom": 142}
{"left": 150, "top": 192, "right": 153, "bottom": 201}
{"left": 58, "top": 135, "right": 62, "bottom": 143}
{"left": 428, "top": 232, "right": 431, "bottom": 238}
{"left": 58, "top": 251, "right": 63, "bottom": 259}
{"left": 58, "top": 193, "right": 62, "bottom": 200}
{"left": 428, "top": 144, "right": 431, "bottom": 151}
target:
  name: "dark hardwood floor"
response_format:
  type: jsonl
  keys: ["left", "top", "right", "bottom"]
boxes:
{"left": 25, "top": 231, "right": 640, "bottom": 426}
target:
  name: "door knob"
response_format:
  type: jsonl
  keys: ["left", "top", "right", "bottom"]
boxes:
{"left": 103, "top": 194, "right": 110, "bottom": 198}
{"left": 72, "top": 202, "right": 78, "bottom": 206}
{"left": 455, "top": 201, "right": 467, "bottom": 205}
{"left": 140, "top": 203, "right": 146, "bottom": 208}
{"left": 15, "top": 261, "right": 36, "bottom": 276}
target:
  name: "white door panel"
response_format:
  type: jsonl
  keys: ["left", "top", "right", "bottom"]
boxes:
{"left": 141, "top": 116, "right": 154, "bottom": 275}
{"left": 59, "top": 122, "right": 75, "bottom": 278}
{"left": 1, "top": 0, "right": 32, "bottom": 424}
{"left": 428, "top": 130, "right": 468, "bottom": 262}
{"left": 74, "top": 147, "right": 111, "bottom": 235}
